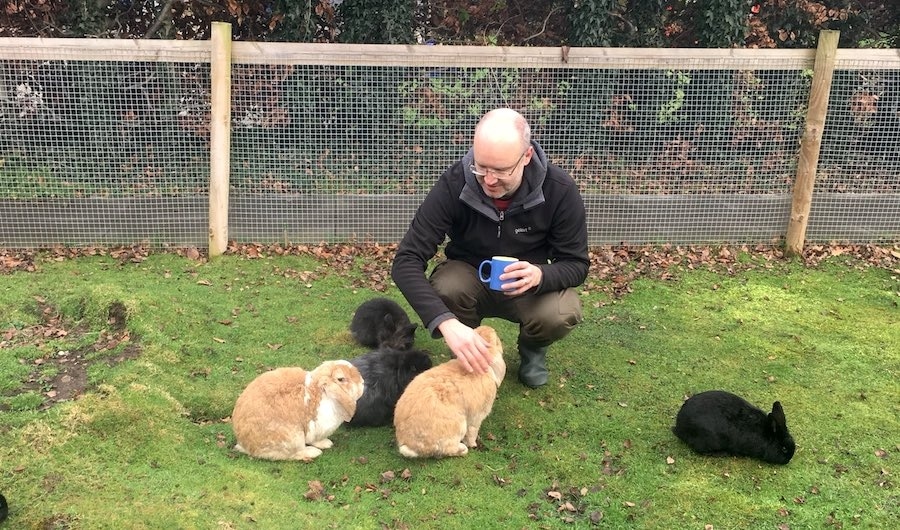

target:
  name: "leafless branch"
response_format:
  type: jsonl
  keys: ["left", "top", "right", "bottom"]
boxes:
{"left": 143, "top": 0, "right": 178, "bottom": 39}
{"left": 522, "top": 6, "right": 563, "bottom": 44}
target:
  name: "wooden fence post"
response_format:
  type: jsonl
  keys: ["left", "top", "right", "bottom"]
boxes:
{"left": 209, "top": 22, "right": 232, "bottom": 257}
{"left": 785, "top": 30, "right": 839, "bottom": 256}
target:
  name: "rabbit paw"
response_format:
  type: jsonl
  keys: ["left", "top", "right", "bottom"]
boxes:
{"left": 296, "top": 446, "right": 323, "bottom": 461}
{"left": 311, "top": 438, "right": 334, "bottom": 450}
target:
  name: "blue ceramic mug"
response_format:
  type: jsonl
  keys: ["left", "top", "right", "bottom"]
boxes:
{"left": 478, "top": 256, "right": 517, "bottom": 291}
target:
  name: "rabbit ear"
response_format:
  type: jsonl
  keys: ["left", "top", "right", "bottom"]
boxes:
{"left": 769, "top": 401, "right": 787, "bottom": 433}
{"left": 329, "top": 363, "right": 361, "bottom": 419}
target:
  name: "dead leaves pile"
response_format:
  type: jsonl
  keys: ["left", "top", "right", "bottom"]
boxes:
{"left": 538, "top": 481, "right": 606, "bottom": 525}
{"left": 2, "top": 242, "right": 897, "bottom": 299}
{"left": 585, "top": 243, "right": 899, "bottom": 298}
{"left": 226, "top": 241, "right": 398, "bottom": 292}
{"left": 301, "top": 466, "right": 414, "bottom": 506}
{"left": 585, "top": 242, "right": 899, "bottom": 302}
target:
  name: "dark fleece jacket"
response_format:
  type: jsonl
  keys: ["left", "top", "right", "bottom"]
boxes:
{"left": 391, "top": 140, "right": 589, "bottom": 335}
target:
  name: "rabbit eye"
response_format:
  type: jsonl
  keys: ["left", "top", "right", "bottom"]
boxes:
{"left": 337, "top": 376, "right": 346, "bottom": 382}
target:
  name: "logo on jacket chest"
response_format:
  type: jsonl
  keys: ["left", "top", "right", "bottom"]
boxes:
{"left": 514, "top": 226, "right": 533, "bottom": 235}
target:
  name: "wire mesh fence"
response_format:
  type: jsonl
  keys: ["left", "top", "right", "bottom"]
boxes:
{"left": 1, "top": 38, "right": 898, "bottom": 249}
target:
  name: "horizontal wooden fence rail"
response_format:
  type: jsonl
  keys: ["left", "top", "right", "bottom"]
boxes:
{"left": 1, "top": 27, "right": 898, "bottom": 254}
{"left": 4, "top": 36, "right": 899, "bottom": 68}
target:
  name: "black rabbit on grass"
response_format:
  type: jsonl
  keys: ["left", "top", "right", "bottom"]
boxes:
{"left": 348, "top": 347, "right": 433, "bottom": 427}
{"left": 0, "top": 492, "right": 7, "bottom": 522}
{"left": 350, "top": 297, "right": 418, "bottom": 351}
{"left": 673, "top": 390, "right": 796, "bottom": 465}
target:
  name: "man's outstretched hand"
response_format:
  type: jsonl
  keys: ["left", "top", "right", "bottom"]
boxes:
{"left": 438, "top": 318, "right": 492, "bottom": 374}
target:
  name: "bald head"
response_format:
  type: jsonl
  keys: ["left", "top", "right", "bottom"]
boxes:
{"left": 473, "top": 108, "right": 531, "bottom": 150}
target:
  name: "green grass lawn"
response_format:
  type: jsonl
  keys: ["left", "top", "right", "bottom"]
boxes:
{"left": 0, "top": 248, "right": 897, "bottom": 529}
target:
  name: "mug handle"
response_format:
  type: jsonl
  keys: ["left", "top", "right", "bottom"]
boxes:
{"left": 478, "top": 260, "right": 492, "bottom": 283}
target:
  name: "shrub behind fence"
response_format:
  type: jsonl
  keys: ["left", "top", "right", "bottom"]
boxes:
{"left": 0, "top": 34, "right": 898, "bottom": 249}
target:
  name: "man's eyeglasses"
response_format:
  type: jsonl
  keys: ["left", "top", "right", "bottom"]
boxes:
{"left": 470, "top": 149, "right": 528, "bottom": 179}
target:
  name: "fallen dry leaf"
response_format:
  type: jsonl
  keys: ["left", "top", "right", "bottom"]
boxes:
{"left": 558, "top": 501, "right": 576, "bottom": 512}
{"left": 304, "top": 480, "right": 324, "bottom": 501}
{"left": 184, "top": 247, "right": 201, "bottom": 260}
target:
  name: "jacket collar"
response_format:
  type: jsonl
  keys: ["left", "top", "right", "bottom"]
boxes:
{"left": 459, "top": 140, "right": 548, "bottom": 220}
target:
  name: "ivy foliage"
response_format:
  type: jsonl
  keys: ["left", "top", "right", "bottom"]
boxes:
{"left": 338, "top": 0, "right": 415, "bottom": 44}
{"left": 0, "top": 0, "right": 896, "bottom": 47}
{"left": 569, "top": 0, "right": 669, "bottom": 47}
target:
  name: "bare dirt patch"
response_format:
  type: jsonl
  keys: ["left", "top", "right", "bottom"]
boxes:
{"left": 1, "top": 297, "right": 141, "bottom": 411}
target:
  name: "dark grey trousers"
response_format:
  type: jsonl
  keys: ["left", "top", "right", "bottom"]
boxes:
{"left": 429, "top": 259, "right": 583, "bottom": 349}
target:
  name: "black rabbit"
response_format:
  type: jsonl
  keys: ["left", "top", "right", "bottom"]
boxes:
{"left": 0, "top": 492, "right": 7, "bottom": 522}
{"left": 350, "top": 297, "right": 418, "bottom": 351}
{"left": 348, "top": 347, "right": 433, "bottom": 427}
{"left": 672, "top": 390, "right": 796, "bottom": 465}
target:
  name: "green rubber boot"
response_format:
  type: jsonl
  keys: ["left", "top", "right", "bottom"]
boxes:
{"left": 518, "top": 344, "right": 549, "bottom": 388}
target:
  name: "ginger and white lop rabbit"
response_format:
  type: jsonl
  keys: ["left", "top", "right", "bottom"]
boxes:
{"left": 231, "top": 360, "right": 364, "bottom": 461}
{"left": 393, "top": 325, "right": 506, "bottom": 458}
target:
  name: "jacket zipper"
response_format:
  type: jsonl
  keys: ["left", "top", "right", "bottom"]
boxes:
{"left": 497, "top": 210, "right": 504, "bottom": 239}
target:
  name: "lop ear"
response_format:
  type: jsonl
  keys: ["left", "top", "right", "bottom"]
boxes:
{"left": 475, "top": 326, "right": 502, "bottom": 355}
{"left": 328, "top": 364, "right": 360, "bottom": 419}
